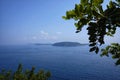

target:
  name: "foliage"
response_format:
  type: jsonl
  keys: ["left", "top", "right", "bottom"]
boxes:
{"left": 63, "top": 0, "right": 120, "bottom": 65}
{"left": 101, "top": 43, "right": 120, "bottom": 65}
{"left": 0, "top": 64, "right": 51, "bottom": 80}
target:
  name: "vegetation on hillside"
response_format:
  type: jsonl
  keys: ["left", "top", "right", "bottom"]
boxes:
{"left": 0, "top": 64, "right": 51, "bottom": 80}
{"left": 52, "top": 42, "right": 82, "bottom": 47}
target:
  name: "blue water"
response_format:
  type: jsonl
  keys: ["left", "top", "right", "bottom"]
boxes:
{"left": 0, "top": 45, "right": 120, "bottom": 80}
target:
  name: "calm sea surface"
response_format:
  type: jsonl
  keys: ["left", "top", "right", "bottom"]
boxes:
{"left": 0, "top": 45, "right": 120, "bottom": 80}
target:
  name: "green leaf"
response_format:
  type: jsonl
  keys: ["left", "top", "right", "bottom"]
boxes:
{"left": 62, "top": 16, "right": 67, "bottom": 20}
{"left": 89, "top": 43, "right": 96, "bottom": 46}
{"left": 45, "top": 71, "right": 51, "bottom": 78}
{"left": 105, "top": 46, "right": 110, "bottom": 50}
{"left": 81, "top": 0, "right": 88, "bottom": 5}
{"left": 98, "top": 5, "right": 104, "bottom": 14}
{"left": 75, "top": 4, "right": 83, "bottom": 16}
{"left": 115, "top": 59, "right": 120, "bottom": 65}
{"left": 65, "top": 10, "right": 76, "bottom": 19}
{"left": 90, "top": 47, "right": 96, "bottom": 52}
{"left": 101, "top": 50, "right": 109, "bottom": 56}
{"left": 85, "top": 4, "right": 91, "bottom": 14}
{"left": 95, "top": 47, "right": 99, "bottom": 53}
{"left": 109, "top": 1, "right": 115, "bottom": 8}
{"left": 92, "top": 10, "right": 101, "bottom": 17}
{"left": 93, "top": 0, "right": 103, "bottom": 5}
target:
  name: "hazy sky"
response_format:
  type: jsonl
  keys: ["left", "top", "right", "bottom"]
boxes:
{"left": 0, "top": 0, "right": 120, "bottom": 45}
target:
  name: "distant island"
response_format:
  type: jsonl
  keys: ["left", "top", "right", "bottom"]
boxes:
{"left": 52, "top": 42, "right": 86, "bottom": 47}
{"left": 34, "top": 42, "right": 88, "bottom": 47}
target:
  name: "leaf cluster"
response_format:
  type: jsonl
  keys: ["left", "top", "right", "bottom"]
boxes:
{"left": 63, "top": 0, "right": 120, "bottom": 65}
{"left": 63, "top": 0, "right": 104, "bottom": 32}
{"left": 0, "top": 64, "right": 51, "bottom": 80}
{"left": 101, "top": 43, "right": 120, "bottom": 65}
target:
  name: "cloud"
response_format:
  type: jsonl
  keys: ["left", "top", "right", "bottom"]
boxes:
{"left": 39, "top": 30, "right": 57, "bottom": 40}
{"left": 56, "top": 32, "right": 62, "bottom": 35}
{"left": 40, "top": 30, "right": 48, "bottom": 36}
{"left": 32, "top": 36, "right": 37, "bottom": 40}
{"left": 50, "top": 36, "right": 57, "bottom": 40}
{"left": 29, "top": 30, "right": 59, "bottom": 43}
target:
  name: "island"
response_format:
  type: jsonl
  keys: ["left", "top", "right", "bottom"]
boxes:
{"left": 52, "top": 42, "right": 84, "bottom": 47}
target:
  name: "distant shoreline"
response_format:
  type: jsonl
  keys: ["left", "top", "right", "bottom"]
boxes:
{"left": 34, "top": 43, "right": 52, "bottom": 45}
{"left": 34, "top": 42, "right": 88, "bottom": 47}
{"left": 52, "top": 42, "right": 88, "bottom": 47}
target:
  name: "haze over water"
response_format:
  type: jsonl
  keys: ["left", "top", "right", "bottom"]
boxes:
{"left": 0, "top": 45, "right": 120, "bottom": 80}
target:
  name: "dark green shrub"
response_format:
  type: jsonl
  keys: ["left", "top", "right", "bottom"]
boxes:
{"left": 0, "top": 64, "right": 51, "bottom": 80}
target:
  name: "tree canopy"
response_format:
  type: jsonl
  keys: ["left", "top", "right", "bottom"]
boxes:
{"left": 63, "top": 0, "right": 120, "bottom": 65}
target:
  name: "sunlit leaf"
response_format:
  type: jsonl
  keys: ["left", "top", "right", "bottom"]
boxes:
{"left": 93, "top": 0, "right": 103, "bottom": 5}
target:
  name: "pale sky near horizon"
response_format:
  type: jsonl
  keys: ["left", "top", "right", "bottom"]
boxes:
{"left": 0, "top": 0, "right": 120, "bottom": 45}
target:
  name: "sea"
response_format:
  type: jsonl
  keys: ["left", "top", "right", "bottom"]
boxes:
{"left": 0, "top": 44, "right": 120, "bottom": 80}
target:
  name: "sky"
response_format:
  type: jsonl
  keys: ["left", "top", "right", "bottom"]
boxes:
{"left": 0, "top": 0, "right": 120, "bottom": 45}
